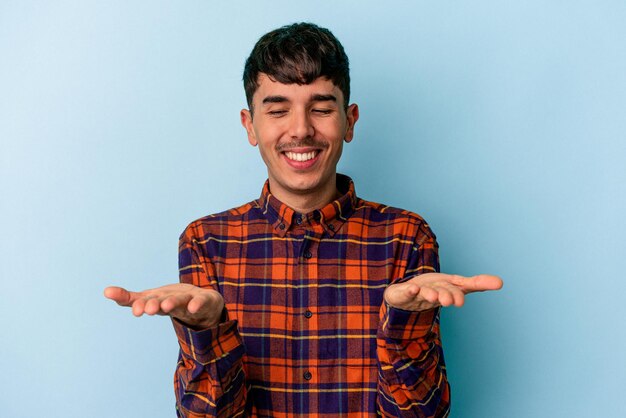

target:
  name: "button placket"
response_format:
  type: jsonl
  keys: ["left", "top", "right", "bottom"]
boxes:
{"left": 300, "top": 231, "right": 317, "bottom": 261}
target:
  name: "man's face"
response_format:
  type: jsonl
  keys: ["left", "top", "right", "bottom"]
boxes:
{"left": 241, "top": 74, "right": 359, "bottom": 206}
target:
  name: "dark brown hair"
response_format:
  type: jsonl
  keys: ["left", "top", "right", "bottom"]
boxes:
{"left": 243, "top": 22, "right": 350, "bottom": 111}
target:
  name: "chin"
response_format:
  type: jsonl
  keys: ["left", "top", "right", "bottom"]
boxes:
{"left": 288, "top": 181, "right": 320, "bottom": 194}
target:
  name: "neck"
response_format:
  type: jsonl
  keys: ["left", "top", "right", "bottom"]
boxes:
{"left": 269, "top": 178, "right": 340, "bottom": 214}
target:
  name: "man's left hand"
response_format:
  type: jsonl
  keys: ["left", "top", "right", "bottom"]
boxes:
{"left": 384, "top": 273, "right": 503, "bottom": 312}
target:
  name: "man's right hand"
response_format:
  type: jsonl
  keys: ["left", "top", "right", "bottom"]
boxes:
{"left": 104, "top": 284, "right": 225, "bottom": 330}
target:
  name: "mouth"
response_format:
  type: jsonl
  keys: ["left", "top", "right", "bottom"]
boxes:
{"left": 281, "top": 148, "right": 322, "bottom": 169}
{"left": 284, "top": 150, "right": 319, "bottom": 162}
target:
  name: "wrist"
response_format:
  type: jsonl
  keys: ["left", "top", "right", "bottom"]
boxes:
{"left": 183, "top": 304, "right": 227, "bottom": 330}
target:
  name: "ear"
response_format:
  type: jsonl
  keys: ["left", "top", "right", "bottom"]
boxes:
{"left": 240, "top": 109, "right": 257, "bottom": 146}
{"left": 344, "top": 103, "right": 359, "bottom": 143}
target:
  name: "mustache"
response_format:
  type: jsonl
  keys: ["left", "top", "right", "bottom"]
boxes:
{"left": 276, "top": 138, "right": 329, "bottom": 152}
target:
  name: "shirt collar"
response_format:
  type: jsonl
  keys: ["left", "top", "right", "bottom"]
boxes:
{"left": 257, "top": 173, "right": 358, "bottom": 237}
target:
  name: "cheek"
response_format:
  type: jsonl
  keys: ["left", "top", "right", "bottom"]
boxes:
{"left": 256, "top": 127, "right": 284, "bottom": 148}
{"left": 317, "top": 118, "right": 347, "bottom": 139}
{"left": 322, "top": 142, "right": 344, "bottom": 164}
{"left": 333, "top": 142, "right": 345, "bottom": 160}
{"left": 257, "top": 142, "right": 282, "bottom": 168}
{"left": 257, "top": 143, "right": 272, "bottom": 160}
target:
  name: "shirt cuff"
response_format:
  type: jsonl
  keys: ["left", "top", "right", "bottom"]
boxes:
{"left": 172, "top": 314, "right": 243, "bottom": 365}
{"left": 379, "top": 303, "right": 438, "bottom": 341}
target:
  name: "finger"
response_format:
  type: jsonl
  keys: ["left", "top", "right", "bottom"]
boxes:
{"left": 418, "top": 286, "right": 440, "bottom": 305}
{"left": 104, "top": 286, "right": 140, "bottom": 306}
{"left": 450, "top": 274, "right": 503, "bottom": 293}
{"left": 389, "top": 282, "right": 419, "bottom": 304}
{"left": 468, "top": 274, "right": 503, "bottom": 292}
{"left": 161, "top": 293, "right": 194, "bottom": 314}
{"left": 144, "top": 297, "right": 163, "bottom": 315}
{"left": 448, "top": 285, "right": 465, "bottom": 307}
{"left": 131, "top": 298, "right": 148, "bottom": 317}
{"left": 433, "top": 286, "right": 454, "bottom": 307}
{"left": 188, "top": 294, "right": 212, "bottom": 314}
{"left": 404, "top": 282, "right": 420, "bottom": 298}
{"left": 432, "top": 281, "right": 466, "bottom": 307}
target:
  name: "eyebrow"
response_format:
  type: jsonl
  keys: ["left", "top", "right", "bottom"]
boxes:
{"left": 261, "top": 94, "right": 338, "bottom": 105}
{"left": 262, "top": 95, "right": 288, "bottom": 105}
{"left": 311, "top": 94, "right": 337, "bottom": 103}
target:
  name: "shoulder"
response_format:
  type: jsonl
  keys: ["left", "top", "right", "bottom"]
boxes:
{"left": 179, "top": 198, "right": 263, "bottom": 242}
{"left": 353, "top": 198, "right": 437, "bottom": 245}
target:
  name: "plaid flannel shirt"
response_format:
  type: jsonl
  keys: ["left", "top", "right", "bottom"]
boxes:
{"left": 173, "top": 174, "right": 450, "bottom": 417}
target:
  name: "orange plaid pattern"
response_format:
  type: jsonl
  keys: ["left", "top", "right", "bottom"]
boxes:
{"left": 172, "top": 174, "right": 450, "bottom": 417}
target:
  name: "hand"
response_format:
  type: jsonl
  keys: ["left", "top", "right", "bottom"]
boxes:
{"left": 104, "top": 283, "right": 225, "bottom": 329}
{"left": 384, "top": 273, "right": 503, "bottom": 312}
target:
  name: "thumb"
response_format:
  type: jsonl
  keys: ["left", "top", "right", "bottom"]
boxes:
{"left": 104, "top": 286, "right": 136, "bottom": 306}
{"left": 459, "top": 275, "right": 503, "bottom": 294}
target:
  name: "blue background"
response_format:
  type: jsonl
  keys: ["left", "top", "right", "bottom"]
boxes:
{"left": 1, "top": 1, "right": 624, "bottom": 417}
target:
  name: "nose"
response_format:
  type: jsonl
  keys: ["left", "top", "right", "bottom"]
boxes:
{"left": 288, "top": 109, "right": 315, "bottom": 139}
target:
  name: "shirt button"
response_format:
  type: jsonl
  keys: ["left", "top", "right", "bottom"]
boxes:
{"left": 278, "top": 223, "right": 285, "bottom": 230}
{"left": 304, "top": 251, "right": 312, "bottom": 259}
{"left": 295, "top": 216, "right": 303, "bottom": 225}
{"left": 328, "top": 224, "right": 335, "bottom": 231}
{"left": 303, "top": 371, "right": 312, "bottom": 380}
{"left": 304, "top": 310, "right": 313, "bottom": 318}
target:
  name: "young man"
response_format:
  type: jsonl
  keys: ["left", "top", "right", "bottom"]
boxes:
{"left": 105, "top": 23, "right": 502, "bottom": 417}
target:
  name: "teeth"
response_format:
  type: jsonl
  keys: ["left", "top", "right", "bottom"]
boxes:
{"left": 285, "top": 151, "right": 317, "bottom": 162}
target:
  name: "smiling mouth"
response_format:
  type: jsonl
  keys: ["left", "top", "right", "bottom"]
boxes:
{"left": 284, "top": 151, "right": 320, "bottom": 162}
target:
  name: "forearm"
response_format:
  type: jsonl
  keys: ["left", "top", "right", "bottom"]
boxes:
{"left": 173, "top": 319, "right": 247, "bottom": 417}
{"left": 376, "top": 304, "right": 450, "bottom": 418}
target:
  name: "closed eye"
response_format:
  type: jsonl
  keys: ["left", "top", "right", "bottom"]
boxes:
{"left": 312, "top": 109, "right": 333, "bottom": 115}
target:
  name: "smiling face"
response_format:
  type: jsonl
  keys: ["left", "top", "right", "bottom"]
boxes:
{"left": 241, "top": 74, "right": 359, "bottom": 212}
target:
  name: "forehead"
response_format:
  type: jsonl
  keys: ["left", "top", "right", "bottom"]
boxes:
{"left": 253, "top": 74, "right": 343, "bottom": 104}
